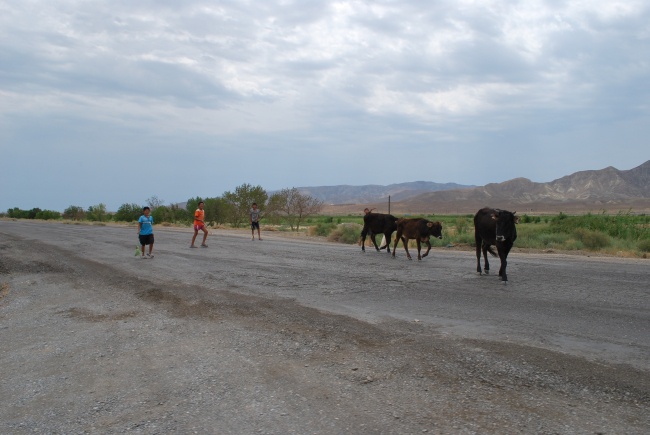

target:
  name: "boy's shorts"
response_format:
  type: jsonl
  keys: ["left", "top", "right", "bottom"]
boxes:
{"left": 194, "top": 224, "right": 205, "bottom": 231}
{"left": 139, "top": 234, "right": 154, "bottom": 246}
{"left": 251, "top": 221, "right": 260, "bottom": 230}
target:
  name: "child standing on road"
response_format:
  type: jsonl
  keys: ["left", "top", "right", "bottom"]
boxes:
{"left": 137, "top": 206, "right": 154, "bottom": 258}
{"left": 250, "top": 202, "right": 262, "bottom": 241}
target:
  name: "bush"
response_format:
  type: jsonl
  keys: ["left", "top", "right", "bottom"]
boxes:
{"left": 35, "top": 210, "right": 61, "bottom": 220}
{"left": 638, "top": 239, "right": 650, "bottom": 253}
{"left": 573, "top": 228, "right": 610, "bottom": 250}
{"left": 327, "top": 223, "right": 363, "bottom": 244}
{"left": 309, "top": 222, "right": 336, "bottom": 237}
{"left": 455, "top": 216, "right": 471, "bottom": 234}
{"left": 114, "top": 203, "right": 142, "bottom": 222}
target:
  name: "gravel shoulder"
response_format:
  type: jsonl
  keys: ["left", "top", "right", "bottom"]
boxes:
{"left": 1, "top": 221, "right": 648, "bottom": 434}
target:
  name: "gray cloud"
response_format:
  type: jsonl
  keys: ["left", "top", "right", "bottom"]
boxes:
{"left": 1, "top": 0, "right": 648, "bottom": 211}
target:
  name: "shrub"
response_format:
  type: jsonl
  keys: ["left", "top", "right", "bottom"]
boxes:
{"left": 455, "top": 216, "right": 471, "bottom": 234}
{"left": 309, "top": 222, "right": 336, "bottom": 237}
{"left": 638, "top": 239, "right": 650, "bottom": 253}
{"left": 573, "top": 228, "right": 610, "bottom": 250}
{"left": 327, "top": 223, "right": 363, "bottom": 244}
{"left": 35, "top": 210, "right": 61, "bottom": 220}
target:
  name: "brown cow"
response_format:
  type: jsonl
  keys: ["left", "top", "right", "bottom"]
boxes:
{"left": 391, "top": 218, "right": 443, "bottom": 260}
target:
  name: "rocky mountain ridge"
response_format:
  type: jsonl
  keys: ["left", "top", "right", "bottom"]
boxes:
{"left": 316, "top": 160, "right": 650, "bottom": 214}
{"left": 297, "top": 181, "right": 474, "bottom": 204}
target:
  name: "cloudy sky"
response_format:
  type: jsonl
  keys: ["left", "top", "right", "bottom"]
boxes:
{"left": 1, "top": 0, "right": 649, "bottom": 212}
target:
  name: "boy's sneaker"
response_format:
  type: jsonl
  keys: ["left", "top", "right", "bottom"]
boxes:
{"left": 146, "top": 253, "right": 153, "bottom": 258}
{"left": 201, "top": 244, "right": 208, "bottom": 248}
{"left": 141, "top": 255, "right": 147, "bottom": 259}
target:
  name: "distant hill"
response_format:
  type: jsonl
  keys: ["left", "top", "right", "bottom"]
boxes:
{"left": 296, "top": 181, "right": 474, "bottom": 204}
{"left": 320, "top": 160, "right": 650, "bottom": 215}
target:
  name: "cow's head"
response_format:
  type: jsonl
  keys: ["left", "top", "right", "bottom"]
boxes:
{"left": 426, "top": 221, "right": 443, "bottom": 239}
{"left": 492, "top": 210, "right": 518, "bottom": 242}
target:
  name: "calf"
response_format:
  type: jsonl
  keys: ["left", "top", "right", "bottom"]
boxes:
{"left": 474, "top": 207, "right": 519, "bottom": 282}
{"left": 391, "top": 218, "right": 443, "bottom": 260}
{"left": 360, "top": 212, "right": 398, "bottom": 253}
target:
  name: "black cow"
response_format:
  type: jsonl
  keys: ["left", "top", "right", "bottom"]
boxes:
{"left": 391, "top": 218, "right": 443, "bottom": 260}
{"left": 474, "top": 207, "right": 519, "bottom": 282}
{"left": 360, "top": 212, "right": 398, "bottom": 253}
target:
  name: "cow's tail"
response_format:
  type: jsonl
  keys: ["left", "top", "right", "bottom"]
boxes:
{"left": 486, "top": 245, "right": 498, "bottom": 257}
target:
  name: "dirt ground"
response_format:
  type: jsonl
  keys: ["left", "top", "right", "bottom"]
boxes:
{"left": 1, "top": 220, "right": 648, "bottom": 434}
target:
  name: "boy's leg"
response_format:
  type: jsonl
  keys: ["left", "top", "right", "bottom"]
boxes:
{"left": 201, "top": 227, "right": 208, "bottom": 245}
{"left": 191, "top": 230, "right": 198, "bottom": 246}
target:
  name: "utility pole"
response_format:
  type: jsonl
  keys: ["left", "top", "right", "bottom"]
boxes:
{"left": 388, "top": 195, "right": 391, "bottom": 214}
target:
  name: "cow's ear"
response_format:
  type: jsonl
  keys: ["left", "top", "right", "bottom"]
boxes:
{"left": 427, "top": 222, "right": 433, "bottom": 227}
{"left": 514, "top": 216, "right": 520, "bottom": 224}
{"left": 491, "top": 214, "right": 497, "bottom": 220}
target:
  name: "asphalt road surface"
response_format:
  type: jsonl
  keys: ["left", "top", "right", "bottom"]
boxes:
{"left": 1, "top": 220, "right": 648, "bottom": 434}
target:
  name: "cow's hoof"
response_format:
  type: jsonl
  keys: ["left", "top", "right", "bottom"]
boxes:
{"left": 484, "top": 270, "right": 489, "bottom": 275}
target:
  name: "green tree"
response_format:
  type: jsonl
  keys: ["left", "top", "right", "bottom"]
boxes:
{"left": 266, "top": 187, "right": 324, "bottom": 231}
{"left": 153, "top": 204, "right": 190, "bottom": 224}
{"left": 63, "top": 205, "right": 85, "bottom": 221}
{"left": 204, "top": 197, "right": 230, "bottom": 226}
{"left": 222, "top": 184, "right": 268, "bottom": 227}
{"left": 185, "top": 196, "right": 203, "bottom": 220}
{"left": 35, "top": 210, "right": 61, "bottom": 220}
{"left": 146, "top": 195, "right": 165, "bottom": 210}
{"left": 7, "top": 207, "right": 29, "bottom": 219}
{"left": 114, "top": 203, "right": 142, "bottom": 222}
{"left": 185, "top": 196, "right": 206, "bottom": 226}
{"left": 86, "top": 203, "right": 108, "bottom": 222}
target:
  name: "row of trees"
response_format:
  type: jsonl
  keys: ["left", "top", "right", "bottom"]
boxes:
{"left": 3, "top": 185, "right": 325, "bottom": 231}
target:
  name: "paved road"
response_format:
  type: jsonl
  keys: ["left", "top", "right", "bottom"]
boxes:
{"left": 2, "top": 220, "right": 650, "bottom": 433}
{"left": 4, "top": 220, "right": 648, "bottom": 370}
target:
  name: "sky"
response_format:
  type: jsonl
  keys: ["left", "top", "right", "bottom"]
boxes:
{"left": 1, "top": 0, "right": 649, "bottom": 212}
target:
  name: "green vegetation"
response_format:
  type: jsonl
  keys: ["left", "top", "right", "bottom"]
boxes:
{"left": 1, "top": 183, "right": 324, "bottom": 233}
{"left": 301, "top": 211, "right": 649, "bottom": 257}
{"left": 327, "top": 223, "right": 363, "bottom": 244}
{"left": 4, "top": 194, "right": 647, "bottom": 257}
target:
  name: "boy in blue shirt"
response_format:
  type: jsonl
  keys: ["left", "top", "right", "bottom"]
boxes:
{"left": 137, "top": 206, "right": 155, "bottom": 258}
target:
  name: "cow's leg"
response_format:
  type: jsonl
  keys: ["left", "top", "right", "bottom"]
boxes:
{"left": 402, "top": 237, "right": 412, "bottom": 260}
{"left": 416, "top": 239, "right": 422, "bottom": 260}
{"left": 421, "top": 238, "right": 432, "bottom": 258}
{"left": 475, "top": 235, "right": 483, "bottom": 274}
{"left": 498, "top": 243, "right": 511, "bottom": 282}
{"left": 482, "top": 242, "right": 490, "bottom": 274}
{"left": 360, "top": 228, "right": 368, "bottom": 252}
{"left": 391, "top": 231, "right": 401, "bottom": 258}
{"left": 370, "top": 233, "right": 381, "bottom": 252}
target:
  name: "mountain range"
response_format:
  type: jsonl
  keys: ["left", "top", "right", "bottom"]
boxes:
{"left": 310, "top": 160, "right": 650, "bottom": 215}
